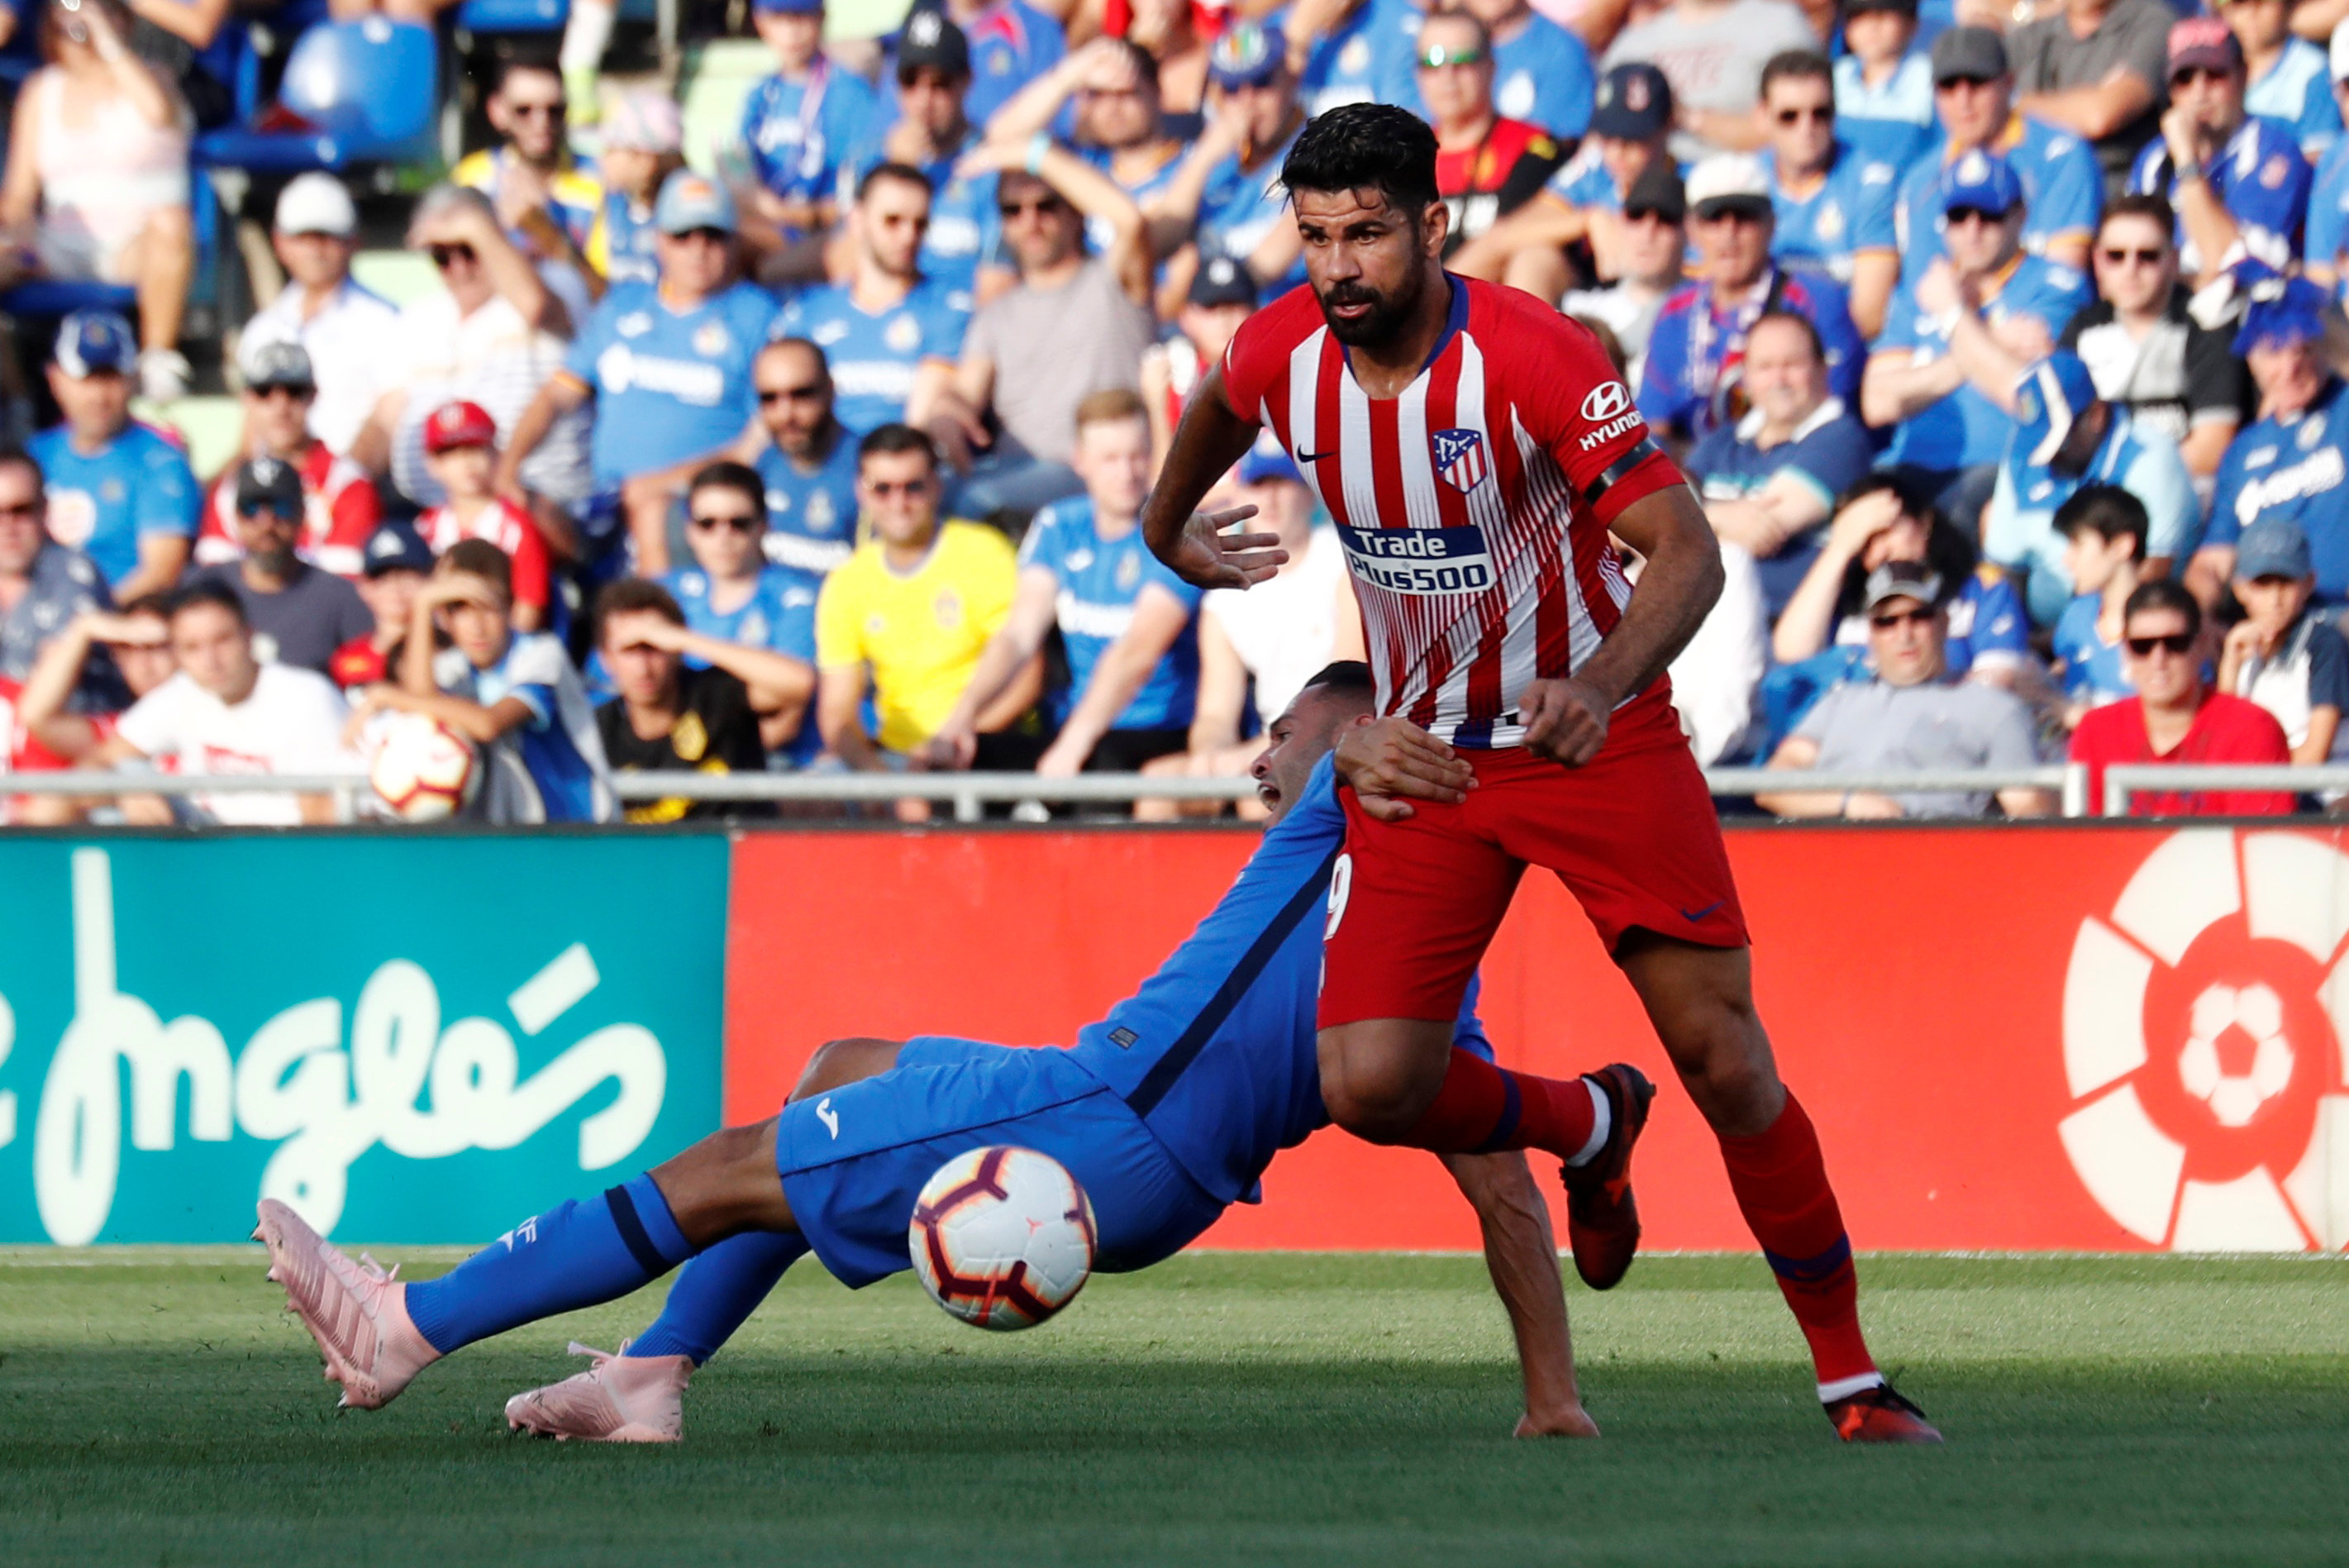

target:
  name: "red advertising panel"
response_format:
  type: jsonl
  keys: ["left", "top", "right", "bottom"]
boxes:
{"left": 727, "top": 826, "right": 2349, "bottom": 1253}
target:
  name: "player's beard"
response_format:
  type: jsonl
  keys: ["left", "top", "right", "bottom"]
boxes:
{"left": 1315, "top": 263, "right": 1426, "bottom": 349}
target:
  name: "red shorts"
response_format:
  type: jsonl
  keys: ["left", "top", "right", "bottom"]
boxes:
{"left": 1318, "top": 699, "right": 1749, "bottom": 1028}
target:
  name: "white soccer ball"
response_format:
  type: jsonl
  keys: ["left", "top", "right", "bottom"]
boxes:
{"left": 369, "top": 711, "right": 479, "bottom": 822}
{"left": 908, "top": 1146, "right": 1096, "bottom": 1330}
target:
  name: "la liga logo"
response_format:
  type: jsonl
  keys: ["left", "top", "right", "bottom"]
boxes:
{"left": 2061, "top": 830, "right": 2349, "bottom": 1251}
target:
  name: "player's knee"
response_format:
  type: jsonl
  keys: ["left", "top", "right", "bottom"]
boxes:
{"left": 1319, "top": 1061, "right": 1434, "bottom": 1142}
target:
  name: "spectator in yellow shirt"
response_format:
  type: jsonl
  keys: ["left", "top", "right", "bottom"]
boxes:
{"left": 813, "top": 426, "right": 1045, "bottom": 795}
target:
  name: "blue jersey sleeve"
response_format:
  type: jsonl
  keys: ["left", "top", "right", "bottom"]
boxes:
{"left": 2233, "top": 135, "right": 2313, "bottom": 263}
{"left": 2205, "top": 439, "right": 2251, "bottom": 548}
{"left": 1965, "top": 575, "right": 2031, "bottom": 659}
{"left": 135, "top": 437, "right": 198, "bottom": 538}
{"left": 2053, "top": 593, "right": 2099, "bottom": 701}
{"left": 1876, "top": 284, "right": 1921, "bottom": 351}
{"left": 2307, "top": 142, "right": 2349, "bottom": 269}
{"left": 1852, "top": 159, "right": 1899, "bottom": 253}
{"left": 2023, "top": 263, "right": 2093, "bottom": 336}
{"left": 774, "top": 581, "right": 818, "bottom": 662}
{"left": 565, "top": 294, "right": 617, "bottom": 385}
{"left": 1636, "top": 303, "right": 1695, "bottom": 433}
{"left": 920, "top": 291, "right": 970, "bottom": 360}
{"left": 1142, "top": 548, "right": 1204, "bottom": 611}
{"left": 1781, "top": 415, "right": 1875, "bottom": 509}
{"left": 2122, "top": 432, "right": 2202, "bottom": 560}
{"left": 2032, "top": 134, "right": 2104, "bottom": 245}
{"left": 1016, "top": 502, "right": 1066, "bottom": 579}
{"left": 1802, "top": 279, "right": 1866, "bottom": 405}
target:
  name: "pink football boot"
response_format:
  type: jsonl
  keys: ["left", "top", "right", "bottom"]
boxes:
{"left": 505, "top": 1343, "right": 693, "bottom": 1442}
{"left": 254, "top": 1199, "right": 441, "bottom": 1409}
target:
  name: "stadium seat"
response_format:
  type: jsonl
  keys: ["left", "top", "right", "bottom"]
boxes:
{"left": 452, "top": 0, "right": 655, "bottom": 36}
{"left": 193, "top": 18, "right": 441, "bottom": 174}
{"left": 0, "top": 184, "right": 225, "bottom": 331}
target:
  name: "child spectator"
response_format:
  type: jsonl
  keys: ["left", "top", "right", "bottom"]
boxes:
{"left": 593, "top": 578, "right": 817, "bottom": 821}
{"left": 735, "top": 0, "right": 879, "bottom": 260}
{"left": 7, "top": 593, "right": 174, "bottom": 823}
{"left": 417, "top": 401, "right": 552, "bottom": 632}
{"left": 329, "top": 522, "right": 435, "bottom": 691}
{"left": 2218, "top": 518, "right": 2349, "bottom": 766}
{"left": 1140, "top": 255, "right": 1257, "bottom": 470}
{"left": 2070, "top": 579, "right": 2296, "bottom": 815}
{"left": 594, "top": 90, "right": 686, "bottom": 290}
{"left": 187, "top": 457, "right": 373, "bottom": 674}
{"left": 2051, "top": 484, "right": 2146, "bottom": 726}
{"left": 1833, "top": 0, "right": 1934, "bottom": 174}
{"left": 665, "top": 460, "right": 819, "bottom": 760}
{"left": 360, "top": 540, "right": 615, "bottom": 823}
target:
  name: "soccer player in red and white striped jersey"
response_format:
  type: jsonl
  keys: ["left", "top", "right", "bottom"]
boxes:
{"left": 1141, "top": 102, "right": 1937, "bottom": 1444}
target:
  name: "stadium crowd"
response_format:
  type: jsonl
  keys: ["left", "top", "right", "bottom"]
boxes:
{"left": 0, "top": 0, "right": 2346, "bottom": 823}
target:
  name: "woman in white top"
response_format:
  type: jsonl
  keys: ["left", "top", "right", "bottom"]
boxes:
{"left": 0, "top": 0, "right": 195, "bottom": 399}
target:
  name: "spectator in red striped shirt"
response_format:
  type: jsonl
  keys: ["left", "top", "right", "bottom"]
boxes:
{"left": 1418, "top": 12, "right": 1565, "bottom": 259}
{"left": 417, "top": 400, "right": 553, "bottom": 631}
{"left": 194, "top": 341, "right": 381, "bottom": 579}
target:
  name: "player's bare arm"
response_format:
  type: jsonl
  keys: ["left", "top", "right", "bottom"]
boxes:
{"left": 1521, "top": 483, "right": 1722, "bottom": 768}
{"left": 1138, "top": 360, "right": 1284, "bottom": 590}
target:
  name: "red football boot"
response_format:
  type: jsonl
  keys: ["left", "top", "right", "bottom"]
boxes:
{"left": 1827, "top": 1384, "right": 1944, "bottom": 1444}
{"left": 1558, "top": 1063, "right": 1656, "bottom": 1290}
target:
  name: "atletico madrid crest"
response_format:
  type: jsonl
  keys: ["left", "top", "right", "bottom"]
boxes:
{"left": 1432, "top": 427, "right": 1489, "bottom": 493}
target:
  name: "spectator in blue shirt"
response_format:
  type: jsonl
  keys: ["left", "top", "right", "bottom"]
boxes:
{"left": 1892, "top": 27, "right": 2101, "bottom": 278}
{"left": 921, "top": 0, "right": 1065, "bottom": 131}
{"left": 2195, "top": 278, "right": 2349, "bottom": 608}
{"left": 665, "top": 460, "right": 819, "bottom": 760}
{"left": 2128, "top": 17, "right": 2310, "bottom": 286}
{"left": 499, "top": 173, "right": 779, "bottom": 579}
{"left": 1984, "top": 351, "right": 2200, "bottom": 627}
{"left": 1437, "top": 0, "right": 1594, "bottom": 144}
{"left": 29, "top": 311, "right": 196, "bottom": 603}
{"left": 2305, "top": 30, "right": 2349, "bottom": 296}
{"left": 775, "top": 163, "right": 970, "bottom": 436}
{"left": 1865, "top": 150, "right": 2090, "bottom": 532}
{"left": 2228, "top": 0, "right": 2341, "bottom": 161}
{"left": 984, "top": 36, "right": 1194, "bottom": 242}
{"left": 736, "top": 0, "right": 882, "bottom": 258}
{"left": 1639, "top": 154, "right": 1866, "bottom": 447}
{"left": 844, "top": 12, "right": 1006, "bottom": 308}
{"left": 2051, "top": 483, "right": 2147, "bottom": 724}
{"left": 928, "top": 388, "right": 1198, "bottom": 776}
{"left": 1295, "top": 0, "right": 1415, "bottom": 117}
{"left": 1835, "top": 0, "right": 1936, "bottom": 174}
{"left": 752, "top": 339, "right": 861, "bottom": 593}
{"left": 1146, "top": 22, "right": 1311, "bottom": 314}
{"left": 1684, "top": 310, "right": 1876, "bottom": 615}
{"left": 1761, "top": 50, "right": 1902, "bottom": 337}
{"left": 0, "top": 447, "right": 110, "bottom": 684}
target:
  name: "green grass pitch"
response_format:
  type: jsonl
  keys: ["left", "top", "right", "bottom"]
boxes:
{"left": 3, "top": 1250, "right": 2347, "bottom": 1566}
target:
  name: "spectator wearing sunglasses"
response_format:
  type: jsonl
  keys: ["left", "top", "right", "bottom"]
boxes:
{"left": 193, "top": 341, "right": 381, "bottom": 581}
{"left": 0, "top": 447, "right": 111, "bottom": 687}
{"left": 239, "top": 175, "right": 403, "bottom": 460}
{"left": 2196, "top": 278, "right": 2349, "bottom": 608}
{"left": 1149, "top": 23, "right": 1312, "bottom": 313}
{"left": 185, "top": 457, "right": 372, "bottom": 675}
{"left": 1413, "top": 12, "right": 1564, "bottom": 260}
{"left": 1832, "top": 0, "right": 1934, "bottom": 175}
{"left": 2070, "top": 577, "right": 2294, "bottom": 815}
{"left": 1408, "top": 0, "right": 1595, "bottom": 146}
{"left": 984, "top": 38, "right": 1195, "bottom": 241}
{"left": 2060, "top": 196, "right": 2249, "bottom": 484}
{"left": 840, "top": 13, "right": 1008, "bottom": 310}
{"left": 1757, "top": 560, "right": 2053, "bottom": 819}
{"left": 1890, "top": 28, "right": 2102, "bottom": 280}
{"left": 1558, "top": 167, "right": 1686, "bottom": 384}
{"left": 2224, "top": 0, "right": 2341, "bottom": 161}
{"left": 1760, "top": 50, "right": 1899, "bottom": 339}
{"left": 750, "top": 340, "right": 860, "bottom": 596}
{"left": 453, "top": 58, "right": 605, "bottom": 302}
{"left": 29, "top": 310, "right": 197, "bottom": 603}
{"left": 2127, "top": 19, "right": 2310, "bottom": 287}
{"left": 416, "top": 400, "right": 553, "bottom": 632}
{"left": 663, "top": 460, "right": 819, "bottom": 762}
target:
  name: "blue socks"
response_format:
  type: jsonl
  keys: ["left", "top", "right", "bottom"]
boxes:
{"left": 404, "top": 1172, "right": 698, "bottom": 1355}
{"left": 629, "top": 1230, "right": 810, "bottom": 1364}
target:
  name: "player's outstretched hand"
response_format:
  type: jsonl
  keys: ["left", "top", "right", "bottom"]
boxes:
{"left": 1165, "top": 504, "right": 1287, "bottom": 590}
{"left": 1520, "top": 677, "right": 1612, "bottom": 767}
{"left": 1335, "top": 715, "right": 1475, "bottom": 822}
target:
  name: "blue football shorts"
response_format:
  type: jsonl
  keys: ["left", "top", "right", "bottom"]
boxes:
{"left": 773, "top": 1036, "right": 1227, "bottom": 1289}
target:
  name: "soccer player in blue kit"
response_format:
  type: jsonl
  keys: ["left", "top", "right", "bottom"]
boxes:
{"left": 255, "top": 663, "right": 1651, "bottom": 1443}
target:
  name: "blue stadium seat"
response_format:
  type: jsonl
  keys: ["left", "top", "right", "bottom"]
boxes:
{"left": 193, "top": 17, "right": 441, "bottom": 174}
{"left": 0, "top": 185, "right": 223, "bottom": 325}
{"left": 453, "top": 0, "right": 655, "bottom": 36}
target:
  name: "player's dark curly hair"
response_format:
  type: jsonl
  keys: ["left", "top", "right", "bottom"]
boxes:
{"left": 1302, "top": 660, "right": 1375, "bottom": 699}
{"left": 1280, "top": 102, "right": 1440, "bottom": 221}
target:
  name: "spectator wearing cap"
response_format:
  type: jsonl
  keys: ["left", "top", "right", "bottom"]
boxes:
{"left": 1865, "top": 150, "right": 2090, "bottom": 531}
{"left": 0, "top": 447, "right": 110, "bottom": 684}
{"left": 1684, "top": 309, "right": 1875, "bottom": 614}
{"left": 452, "top": 58, "right": 605, "bottom": 302}
{"left": 2127, "top": 18, "right": 2311, "bottom": 286}
{"left": 0, "top": 0, "right": 193, "bottom": 401}
{"left": 1453, "top": 62, "right": 1673, "bottom": 303}
{"left": 1413, "top": 12, "right": 1565, "bottom": 260}
{"left": 1639, "top": 153, "right": 1865, "bottom": 446}
{"left": 1982, "top": 350, "right": 2198, "bottom": 627}
{"left": 922, "top": 134, "right": 1153, "bottom": 517}
{"left": 1560, "top": 164, "right": 1686, "bottom": 384}
{"left": 1892, "top": 28, "right": 2103, "bottom": 279}
{"left": 734, "top": 0, "right": 881, "bottom": 267}
{"left": 1760, "top": 50, "right": 1900, "bottom": 339}
{"left": 194, "top": 341, "right": 382, "bottom": 581}
{"left": 1600, "top": 0, "right": 1819, "bottom": 163}
{"left": 1402, "top": 0, "right": 1596, "bottom": 146}
{"left": 919, "top": 0, "right": 1068, "bottom": 130}
{"left": 750, "top": 339, "right": 860, "bottom": 594}
{"left": 595, "top": 89, "right": 688, "bottom": 291}
{"left": 1141, "top": 254, "right": 1256, "bottom": 470}
{"left": 328, "top": 521, "right": 433, "bottom": 690}
{"left": 841, "top": 12, "right": 1008, "bottom": 307}
{"left": 2070, "top": 578, "right": 2295, "bottom": 815}
{"left": 2197, "top": 278, "right": 2349, "bottom": 607}
{"left": 773, "top": 162, "right": 970, "bottom": 437}
{"left": 2008, "top": 0, "right": 2179, "bottom": 186}
{"left": 419, "top": 400, "right": 553, "bottom": 631}
{"left": 239, "top": 175, "right": 403, "bottom": 460}
{"left": 28, "top": 311, "right": 195, "bottom": 602}
{"left": 2051, "top": 483, "right": 2150, "bottom": 722}
{"left": 2227, "top": 0, "right": 2342, "bottom": 160}
{"left": 660, "top": 460, "right": 820, "bottom": 760}
{"left": 1759, "top": 560, "right": 2053, "bottom": 819}
{"left": 2061, "top": 195, "right": 2250, "bottom": 485}
{"left": 501, "top": 169, "right": 778, "bottom": 579}
{"left": 186, "top": 457, "right": 374, "bottom": 674}
{"left": 984, "top": 37, "right": 1196, "bottom": 242}
{"left": 2220, "top": 517, "right": 2349, "bottom": 767}
{"left": 1148, "top": 21, "right": 1311, "bottom": 311}
{"left": 1833, "top": 0, "right": 1935, "bottom": 174}
{"left": 2303, "top": 30, "right": 2349, "bottom": 293}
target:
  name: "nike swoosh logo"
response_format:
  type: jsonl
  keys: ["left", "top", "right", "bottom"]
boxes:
{"left": 1297, "top": 449, "right": 1340, "bottom": 463}
{"left": 816, "top": 1097, "right": 838, "bottom": 1139}
{"left": 1681, "top": 901, "right": 1724, "bottom": 923}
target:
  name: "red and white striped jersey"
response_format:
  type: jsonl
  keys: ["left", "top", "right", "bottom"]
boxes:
{"left": 1220, "top": 277, "right": 1683, "bottom": 746}
{"left": 195, "top": 442, "right": 381, "bottom": 579}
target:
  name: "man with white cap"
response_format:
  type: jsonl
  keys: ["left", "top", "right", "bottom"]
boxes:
{"left": 594, "top": 89, "right": 688, "bottom": 291}
{"left": 238, "top": 174, "right": 402, "bottom": 460}
{"left": 1982, "top": 350, "right": 2199, "bottom": 627}
{"left": 2127, "top": 17, "right": 2310, "bottom": 286}
{"left": 1637, "top": 151, "right": 1865, "bottom": 446}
